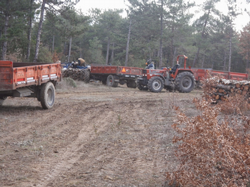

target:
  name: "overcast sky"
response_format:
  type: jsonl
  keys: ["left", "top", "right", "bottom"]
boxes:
{"left": 76, "top": 0, "right": 250, "bottom": 31}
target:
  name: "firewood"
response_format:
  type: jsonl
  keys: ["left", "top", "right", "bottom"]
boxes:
{"left": 215, "top": 95, "right": 220, "bottom": 100}
{"left": 242, "top": 91, "right": 247, "bottom": 95}
{"left": 243, "top": 85, "right": 249, "bottom": 91}
{"left": 216, "top": 84, "right": 231, "bottom": 91}
{"left": 220, "top": 96, "right": 228, "bottom": 101}
{"left": 236, "top": 83, "right": 241, "bottom": 88}
{"left": 218, "top": 88, "right": 224, "bottom": 93}
{"left": 236, "top": 89, "right": 242, "bottom": 94}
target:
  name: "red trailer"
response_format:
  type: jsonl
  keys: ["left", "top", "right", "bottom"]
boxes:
{"left": 0, "top": 60, "right": 61, "bottom": 109}
{"left": 192, "top": 68, "right": 248, "bottom": 83}
{"left": 90, "top": 65, "right": 143, "bottom": 88}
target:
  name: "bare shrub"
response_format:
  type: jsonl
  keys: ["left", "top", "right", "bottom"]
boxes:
{"left": 166, "top": 97, "right": 250, "bottom": 187}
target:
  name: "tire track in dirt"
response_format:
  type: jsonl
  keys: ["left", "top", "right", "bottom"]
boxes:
{"left": 35, "top": 104, "right": 116, "bottom": 187}
{"left": 0, "top": 104, "right": 76, "bottom": 143}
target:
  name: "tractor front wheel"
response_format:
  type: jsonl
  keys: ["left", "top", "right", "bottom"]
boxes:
{"left": 175, "top": 71, "right": 195, "bottom": 93}
{"left": 148, "top": 77, "right": 163, "bottom": 93}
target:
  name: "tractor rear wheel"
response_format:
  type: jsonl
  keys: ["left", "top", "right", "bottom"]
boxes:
{"left": 106, "top": 75, "right": 118, "bottom": 87}
{"left": 84, "top": 70, "right": 90, "bottom": 83}
{"left": 147, "top": 76, "right": 163, "bottom": 93}
{"left": 40, "top": 82, "right": 55, "bottom": 109}
{"left": 175, "top": 71, "right": 195, "bottom": 93}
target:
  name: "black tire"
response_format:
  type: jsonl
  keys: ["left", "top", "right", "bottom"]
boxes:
{"left": 175, "top": 71, "right": 195, "bottom": 93}
{"left": 102, "top": 79, "right": 106, "bottom": 85}
{"left": 127, "top": 80, "right": 136, "bottom": 88}
{"left": 40, "top": 82, "right": 55, "bottom": 109}
{"left": 147, "top": 76, "right": 164, "bottom": 93}
{"left": 137, "top": 83, "right": 148, "bottom": 91}
{"left": 0, "top": 99, "right": 4, "bottom": 106}
{"left": 106, "top": 75, "right": 118, "bottom": 87}
{"left": 165, "top": 86, "right": 174, "bottom": 92}
{"left": 84, "top": 70, "right": 90, "bottom": 83}
{"left": 0, "top": 97, "right": 6, "bottom": 106}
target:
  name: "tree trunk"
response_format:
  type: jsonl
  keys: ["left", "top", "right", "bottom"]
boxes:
{"left": 159, "top": 0, "right": 163, "bottom": 68}
{"left": 193, "top": 5, "right": 211, "bottom": 67}
{"left": 106, "top": 37, "right": 110, "bottom": 65}
{"left": 172, "top": 47, "right": 176, "bottom": 66}
{"left": 125, "top": 20, "right": 132, "bottom": 66}
{"left": 223, "top": 49, "right": 227, "bottom": 71}
{"left": 79, "top": 40, "right": 82, "bottom": 58}
{"left": 52, "top": 35, "right": 55, "bottom": 53}
{"left": 201, "top": 54, "right": 205, "bottom": 68}
{"left": 34, "top": 0, "right": 46, "bottom": 62}
{"left": 193, "top": 47, "right": 200, "bottom": 68}
{"left": 26, "top": 0, "right": 34, "bottom": 61}
{"left": 68, "top": 36, "right": 72, "bottom": 62}
{"left": 2, "top": 14, "right": 9, "bottom": 60}
{"left": 247, "top": 50, "right": 249, "bottom": 69}
{"left": 228, "top": 28, "right": 232, "bottom": 72}
{"left": 111, "top": 43, "right": 114, "bottom": 64}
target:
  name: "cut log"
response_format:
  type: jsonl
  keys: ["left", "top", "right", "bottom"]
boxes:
{"left": 216, "top": 84, "right": 231, "bottom": 91}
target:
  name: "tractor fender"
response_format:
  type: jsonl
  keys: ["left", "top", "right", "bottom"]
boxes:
{"left": 176, "top": 69, "right": 194, "bottom": 75}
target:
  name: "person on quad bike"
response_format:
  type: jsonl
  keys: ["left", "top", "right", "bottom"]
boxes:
{"left": 78, "top": 58, "right": 86, "bottom": 66}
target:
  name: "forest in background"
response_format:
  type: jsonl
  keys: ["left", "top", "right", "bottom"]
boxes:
{"left": 0, "top": 0, "right": 250, "bottom": 73}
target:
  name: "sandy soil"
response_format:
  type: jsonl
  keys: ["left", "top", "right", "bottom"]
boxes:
{"left": 0, "top": 80, "right": 201, "bottom": 187}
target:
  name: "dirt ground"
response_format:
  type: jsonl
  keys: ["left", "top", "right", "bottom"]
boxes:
{"left": 0, "top": 80, "right": 201, "bottom": 187}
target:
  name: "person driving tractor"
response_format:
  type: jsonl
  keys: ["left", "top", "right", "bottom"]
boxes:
{"left": 145, "top": 60, "right": 155, "bottom": 69}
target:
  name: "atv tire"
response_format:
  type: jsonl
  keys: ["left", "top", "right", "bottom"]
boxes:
{"left": 175, "top": 71, "right": 195, "bottom": 93}
{"left": 147, "top": 77, "right": 163, "bottom": 93}
{"left": 84, "top": 70, "right": 90, "bottom": 83}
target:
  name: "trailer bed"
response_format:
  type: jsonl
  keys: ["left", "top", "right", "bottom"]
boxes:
{"left": 0, "top": 61, "right": 61, "bottom": 91}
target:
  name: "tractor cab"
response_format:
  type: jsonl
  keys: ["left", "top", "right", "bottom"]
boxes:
{"left": 168, "top": 55, "right": 188, "bottom": 78}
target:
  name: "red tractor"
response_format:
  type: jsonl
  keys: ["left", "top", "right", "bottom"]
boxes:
{"left": 137, "top": 55, "right": 195, "bottom": 93}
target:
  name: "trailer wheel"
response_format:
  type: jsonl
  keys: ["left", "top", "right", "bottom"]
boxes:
{"left": 106, "top": 75, "right": 118, "bottom": 87}
{"left": 84, "top": 70, "right": 90, "bottom": 83}
{"left": 127, "top": 80, "right": 136, "bottom": 88}
{"left": 175, "top": 71, "right": 195, "bottom": 93}
{"left": 148, "top": 77, "right": 163, "bottom": 93}
{"left": 40, "top": 82, "right": 55, "bottom": 109}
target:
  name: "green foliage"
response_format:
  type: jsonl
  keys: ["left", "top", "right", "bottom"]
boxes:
{"left": 36, "top": 46, "right": 53, "bottom": 63}
{"left": 0, "top": 0, "right": 248, "bottom": 72}
{"left": 88, "top": 37, "right": 105, "bottom": 64}
{"left": 64, "top": 77, "right": 77, "bottom": 88}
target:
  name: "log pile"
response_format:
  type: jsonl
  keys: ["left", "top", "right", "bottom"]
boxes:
{"left": 62, "top": 68, "right": 85, "bottom": 81}
{"left": 202, "top": 77, "right": 250, "bottom": 104}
